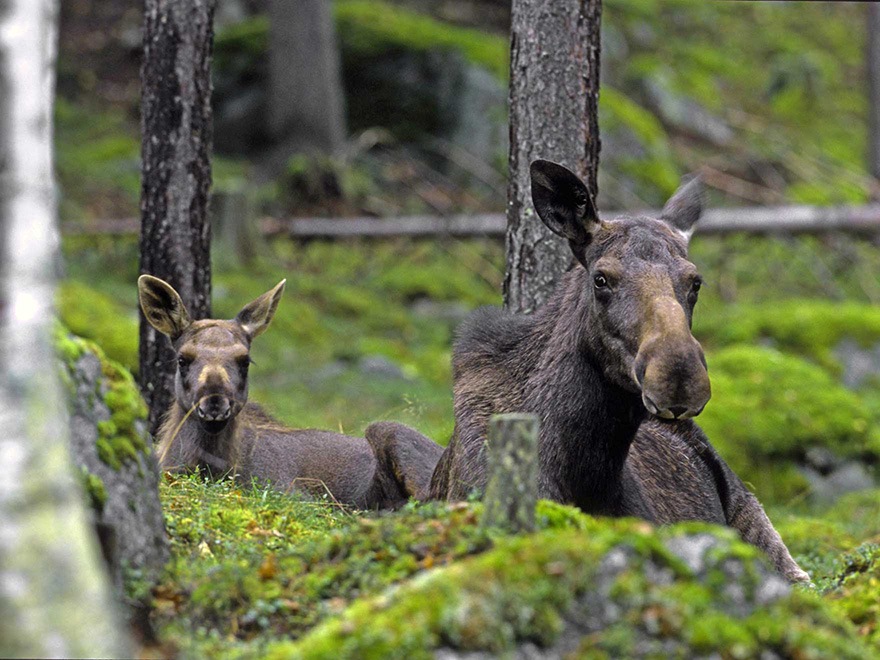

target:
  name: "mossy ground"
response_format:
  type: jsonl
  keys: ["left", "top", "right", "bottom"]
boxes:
{"left": 58, "top": 234, "right": 880, "bottom": 657}
{"left": 153, "top": 476, "right": 880, "bottom": 660}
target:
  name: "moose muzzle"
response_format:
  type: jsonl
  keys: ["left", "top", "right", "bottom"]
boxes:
{"left": 632, "top": 297, "right": 711, "bottom": 420}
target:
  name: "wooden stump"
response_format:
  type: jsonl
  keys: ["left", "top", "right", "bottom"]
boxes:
{"left": 481, "top": 413, "right": 539, "bottom": 533}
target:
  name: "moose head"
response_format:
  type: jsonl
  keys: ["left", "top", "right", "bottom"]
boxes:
{"left": 530, "top": 159, "right": 710, "bottom": 420}
{"left": 138, "top": 275, "right": 286, "bottom": 434}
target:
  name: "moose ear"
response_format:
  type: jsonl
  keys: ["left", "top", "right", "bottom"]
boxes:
{"left": 235, "top": 279, "right": 286, "bottom": 339}
{"left": 530, "top": 160, "right": 600, "bottom": 247}
{"left": 138, "top": 275, "right": 192, "bottom": 341}
{"left": 660, "top": 175, "right": 703, "bottom": 242}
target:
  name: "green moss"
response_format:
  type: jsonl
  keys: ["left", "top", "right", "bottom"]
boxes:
{"left": 693, "top": 300, "right": 880, "bottom": 371}
{"left": 56, "top": 280, "right": 139, "bottom": 373}
{"left": 825, "top": 543, "right": 880, "bottom": 645}
{"left": 335, "top": 1, "right": 508, "bottom": 80}
{"left": 155, "top": 489, "right": 600, "bottom": 658}
{"left": 54, "top": 325, "right": 149, "bottom": 472}
{"left": 79, "top": 467, "right": 108, "bottom": 513}
{"left": 54, "top": 97, "right": 141, "bottom": 220}
{"left": 273, "top": 523, "right": 874, "bottom": 660}
{"left": 698, "top": 345, "right": 880, "bottom": 503}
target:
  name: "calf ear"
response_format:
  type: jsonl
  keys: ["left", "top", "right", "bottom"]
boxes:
{"left": 236, "top": 279, "right": 286, "bottom": 339}
{"left": 660, "top": 175, "right": 703, "bottom": 242}
{"left": 138, "top": 275, "right": 192, "bottom": 340}
{"left": 530, "top": 160, "right": 600, "bottom": 247}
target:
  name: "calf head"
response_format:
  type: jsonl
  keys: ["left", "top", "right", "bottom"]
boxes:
{"left": 138, "top": 275, "right": 286, "bottom": 433}
{"left": 530, "top": 160, "right": 710, "bottom": 419}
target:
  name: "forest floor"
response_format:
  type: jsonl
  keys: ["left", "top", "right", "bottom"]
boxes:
{"left": 61, "top": 233, "right": 880, "bottom": 658}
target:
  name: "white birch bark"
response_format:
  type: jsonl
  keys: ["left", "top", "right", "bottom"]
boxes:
{"left": 0, "top": 1, "right": 129, "bottom": 656}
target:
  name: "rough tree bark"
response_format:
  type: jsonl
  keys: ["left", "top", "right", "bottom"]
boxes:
{"left": 868, "top": 3, "right": 880, "bottom": 186}
{"left": 139, "top": 0, "right": 216, "bottom": 433}
{"left": 481, "top": 414, "right": 540, "bottom": 533}
{"left": 503, "top": 0, "right": 603, "bottom": 313}
{"left": 0, "top": 0, "right": 129, "bottom": 656}
{"left": 268, "top": 0, "right": 346, "bottom": 153}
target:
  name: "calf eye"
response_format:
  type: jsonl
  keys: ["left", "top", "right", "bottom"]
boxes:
{"left": 177, "top": 356, "right": 191, "bottom": 370}
{"left": 593, "top": 273, "right": 608, "bottom": 289}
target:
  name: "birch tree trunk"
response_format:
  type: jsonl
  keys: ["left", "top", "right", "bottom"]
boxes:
{"left": 0, "top": 1, "right": 129, "bottom": 656}
{"left": 139, "top": 0, "right": 216, "bottom": 433}
{"left": 503, "top": 0, "right": 603, "bottom": 313}
{"left": 268, "top": 0, "right": 346, "bottom": 153}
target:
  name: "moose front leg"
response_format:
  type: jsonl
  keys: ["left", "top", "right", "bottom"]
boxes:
{"left": 726, "top": 489, "right": 811, "bottom": 583}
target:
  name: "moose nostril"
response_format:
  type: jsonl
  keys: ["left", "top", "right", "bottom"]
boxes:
{"left": 669, "top": 406, "right": 688, "bottom": 419}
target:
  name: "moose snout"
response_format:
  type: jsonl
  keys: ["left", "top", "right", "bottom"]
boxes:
{"left": 196, "top": 393, "right": 233, "bottom": 422}
{"left": 634, "top": 337, "right": 711, "bottom": 420}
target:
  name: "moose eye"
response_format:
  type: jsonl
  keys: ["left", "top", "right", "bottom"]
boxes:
{"left": 177, "top": 356, "right": 191, "bottom": 370}
{"left": 593, "top": 273, "right": 608, "bottom": 289}
{"left": 692, "top": 278, "right": 702, "bottom": 293}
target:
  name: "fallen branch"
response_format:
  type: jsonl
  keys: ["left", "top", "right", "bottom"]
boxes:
{"left": 62, "top": 204, "right": 880, "bottom": 239}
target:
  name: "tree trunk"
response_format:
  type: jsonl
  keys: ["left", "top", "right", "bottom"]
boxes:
{"left": 481, "top": 414, "right": 540, "bottom": 533}
{"left": 139, "top": 0, "right": 216, "bottom": 433}
{"left": 0, "top": 1, "right": 129, "bottom": 656}
{"left": 268, "top": 0, "right": 346, "bottom": 153}
{"left": 503, "top": 0, "right": 602, "bottom": 313}
{"left": 868, "top": 3, "right": 880, "bottom": 186}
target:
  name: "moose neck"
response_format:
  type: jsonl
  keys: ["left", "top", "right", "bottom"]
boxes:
{"left": 524, "top": 270, "right": 646, "bottom": 512}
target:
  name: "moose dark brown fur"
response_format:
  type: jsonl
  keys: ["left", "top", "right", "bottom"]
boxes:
{"left": 139, "top": 275, "right": 442, "bottom": 508}
{"left": 429, "top": 160, "right": 808, "bottom": 582}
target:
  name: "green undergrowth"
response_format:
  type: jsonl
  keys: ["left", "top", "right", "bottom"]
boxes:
{"left": 54, "top": 323, "right": 149, "bottom": 471}
{"left": 57, "top": 279, "right": 139, "bottom": 373}
{"left": 155, "top": 474, "right": 589, "bottom": 658}
{"left": 336, "top": 0, "right": 509, "bottom": 80}
{"left": 694, "top": 299, "right": 880, "bottom": 371}
{"left": 273, "top": 522, "right": 873, "bottom": 660}
{"left": 699, "top": 345, "right": 880, "bottom": 503}
{"left": 60, "top": 234, "right": 880, "bottom": 473}
{"left": 153, "top": 476, "right": 880, "bottom": 659}
{"left": 54, "top": 96, "right": 140, "bottom": 221}
{"left": 825, "top": 543, "right": 880, "bottom": 645}
{"left": 772, "top": 489, "right": 880, "bottom": 583}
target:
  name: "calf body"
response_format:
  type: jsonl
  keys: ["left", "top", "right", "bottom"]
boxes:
{"left": 429, "top": 161, "right": 808, "bottom": 582}
{"left": 140, "top": 275, "right": 441, "bottom": 508}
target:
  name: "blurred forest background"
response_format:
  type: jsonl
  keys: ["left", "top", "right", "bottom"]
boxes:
{"left": 59, "top": 0, "right": 880, "bottom": 470}
{"left": 47, "top": 0, "right": 880, "bottom": 655}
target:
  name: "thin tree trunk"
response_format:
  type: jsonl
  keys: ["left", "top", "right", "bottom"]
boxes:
{"left": 503, "top": 0, "right": 602, "bottom": 313}
{"left": 139, "top": 0, "right": 216, "bottom": 433}
{"left": 268, "top": 0, "right": 346, "bottom": 153}
{"left": 868, "top": 3, "right": 880, "bottom": 187}
{"left": 0, "top": 1, "right": 129, "bottom": 656}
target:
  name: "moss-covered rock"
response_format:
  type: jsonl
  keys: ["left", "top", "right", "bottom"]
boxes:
{"left": 54, "top": 323, "right": 167, "bottom": 600}
{"left": 271, "top": 520, "right": 874, "bottom": 660}
{"left": 698, "top": 345, "right": 879, "bottom": 502}
{"left": 155, "top": 495, "right": 591, "bottom": 656}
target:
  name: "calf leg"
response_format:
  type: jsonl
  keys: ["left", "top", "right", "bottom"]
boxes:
{"left": 365, "top": 421, "right": 445, "bottom": 507}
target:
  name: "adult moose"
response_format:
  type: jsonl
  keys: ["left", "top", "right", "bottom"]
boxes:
{"left": 139, "top": 275, "right": 442, "bottom": 508}
{"left": 430, "top": 160, "right": 809, "bottom": 582}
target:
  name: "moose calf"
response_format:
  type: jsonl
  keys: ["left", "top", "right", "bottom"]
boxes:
{"left": 429, "top": 160, "right": 809, "bottom": 582}
{"left": 139, "top": 275, "right": 442, "bottom": 508}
